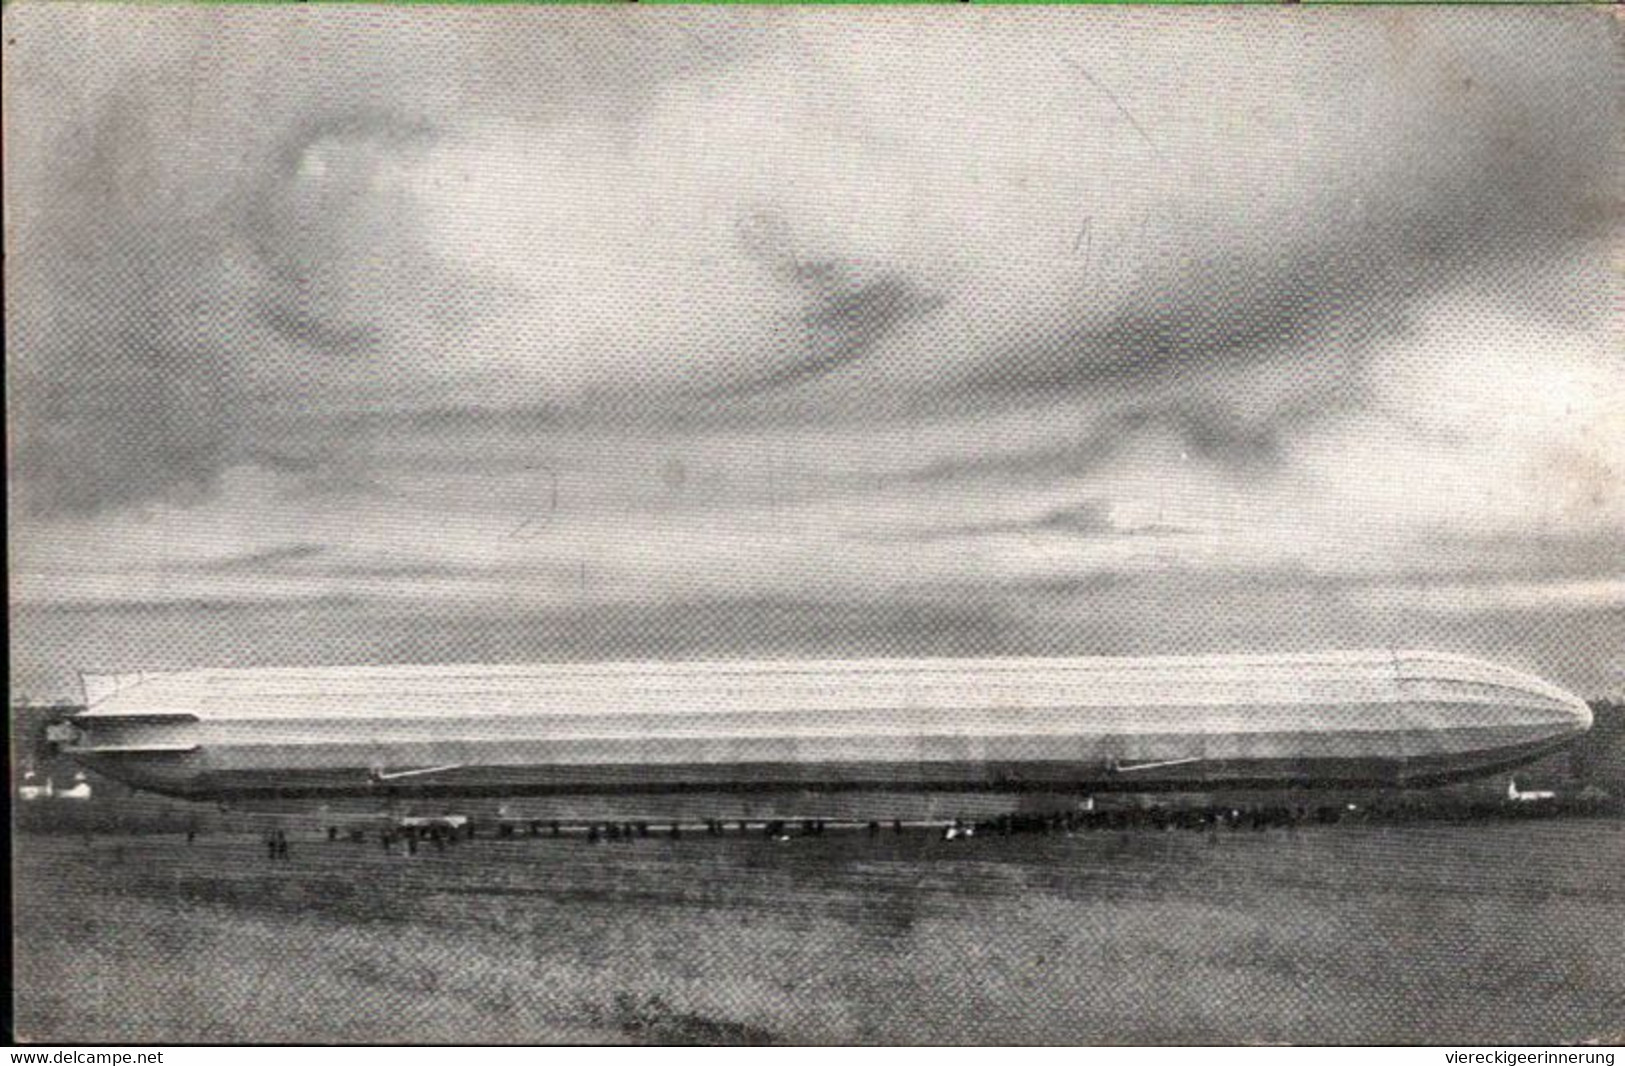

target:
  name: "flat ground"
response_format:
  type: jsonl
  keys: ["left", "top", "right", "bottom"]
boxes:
{"left": 13, "top": 819, "right": 1625, "bottom": 1045}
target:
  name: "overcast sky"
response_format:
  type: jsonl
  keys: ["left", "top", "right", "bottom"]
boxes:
{"left": 6, "top": 7, "right": 1622, "bottom": 690}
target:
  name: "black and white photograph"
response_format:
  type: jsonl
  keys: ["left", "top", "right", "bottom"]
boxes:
{"left": 6, "top": 4, "right": 1623, "bottom": 1047}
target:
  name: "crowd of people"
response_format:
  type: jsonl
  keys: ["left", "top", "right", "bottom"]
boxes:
{"left": 266, "top": 788, "right": 1615, "bottom": 857}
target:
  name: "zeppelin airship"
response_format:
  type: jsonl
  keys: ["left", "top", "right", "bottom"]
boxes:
{"left": 52, "top": 651, "right": 1591, "bottom": 818}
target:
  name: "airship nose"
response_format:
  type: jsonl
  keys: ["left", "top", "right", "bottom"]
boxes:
{"left": 1561, "top": 691, "right": 1594, "bottom": 735}
{"left": 1501, "top": 665, "right": 1592, "bottom": 737}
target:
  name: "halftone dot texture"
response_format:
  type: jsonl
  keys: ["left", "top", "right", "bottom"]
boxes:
{"left": 7, "top": 5, "right": 1623, "bottom": 1046}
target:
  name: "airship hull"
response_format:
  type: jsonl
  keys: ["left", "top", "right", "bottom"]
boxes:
{"left": 59, "top": 651, "right": 1591, "bottom": 805}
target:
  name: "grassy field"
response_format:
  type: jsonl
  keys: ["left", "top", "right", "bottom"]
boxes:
{"left": 12, "top": 818, "right": 1625, "bottom": 1045}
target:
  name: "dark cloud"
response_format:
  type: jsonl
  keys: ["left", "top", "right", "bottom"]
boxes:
{"left": 885, "top": 391, "right": 1311, "bottom": 488}
{"left": 7, "top": 217, "right": 243, "bottom": 516}
{"left": 1029, "top": 500, "right": 1118, "bottom": 536}
{"left": 2, "top": 11, "right": 771, "bottom": 516}
{"left": 10, "top": 355, "right": 236, "bottom": 517}
{"left": 930, "top": 16, "right": 1619, "bottom": 437}
{"left": 722, "top": 211, "right": 947, "bottom": 395}
{"left": 259, "top": 304, "right": 383, "bottom": 356}
{"left": 1118, "top": 396, "right": 1297, "bottom": 470}
{"left": 956, "top": 176, "right": 1604, "bottom": 419}
{"left": 4, "top": 7, "right": 1618, "bottom": 521}
{"left": 728, "top": 272, "right": 947, "bottom": 396}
